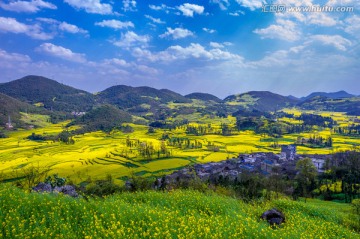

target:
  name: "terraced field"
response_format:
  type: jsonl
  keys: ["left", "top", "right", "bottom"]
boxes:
{"left": 0, "top": 111, "right": 359, "bottom": 183}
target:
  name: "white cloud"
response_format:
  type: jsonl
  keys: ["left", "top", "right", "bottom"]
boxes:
{"left": 344, "top": 15, "right": 360, "bottom": 38}
{"left": 123, "top": 0, "right": 136, "bottom": 12}
{"left": 0, "top": 17, "right": 52, "bottom": 40}
{"left": 145, "top": 15, "right": 165, "bottom": 24}
{"left": 0, "top": 0, "right": 56, "bottom": 13}
{"left": 113, "top": 31, "right": 150, "bottom": 48}
{"left": 177, "top": 3, "right": 204, "bottom": 17}
{"left": 95, "top": 20, "right": 134, "bottom": 29}
{"left": 327, "top": 0, "right": 360, "bottom": 7}
{"left": 36, "top": 17, "right": 59, "bottom": 24}
{"left": 307, "top": 35, "right": 352, "bottom": 51}
{"left": 103, "top": 58, "right": 130, "bottom": 67}
{"left": 36, "top": 43, "right": 86, "bottom": 62}
{"left": 210, "top": 0, "right": 229, "bottom": 10}
{"left": 253, "top": 19, "right": 300, "bottom": 41}
{"left": 64, "top": 0, "right": 113, "bottom": 14}
{"left": 0, "top": 48, "right": 31, "bottom": 62}
{"left": 307, "top": 12, "right": 337, "bottom": 26}
{"left": 59, "top": 22, "right": 88, "bottom": 34}
{"left": 236, "top": 0, "right": 263, "bottom": 10}
{"left": 159, "top": 27, "right": 194, "bottom": 40}
{"left": 149, "top": 4, "right": 167, "bottom": 11}
{"left": 210, "top": 42, "right": 224, "bottom": 48}
{"left": 203, "top": 28, "right": 216, "bottom": 33}
{"left": 132, "top": 43, "right": 243, "bottom": 63}
{"left": 229, "top": 10, "right": 245, "bottom": 16}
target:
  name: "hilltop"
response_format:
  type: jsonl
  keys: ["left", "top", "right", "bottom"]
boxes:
{"left": 301, "top": 90, "right": 355, "bottom": 101}
{"left": 97, "top": 85, "right": 191, "bottom": 109}
{"left": 224, "top": 91, "right": 299, "bottom": 112}
{"left": 185, "top": 92, "right": 223, "bottom": 103}
{"left": 0, "top": 75, "right": 96, "bottom": 112}
{"left": 298, "top": 96, "right": 360, "bottom": 115}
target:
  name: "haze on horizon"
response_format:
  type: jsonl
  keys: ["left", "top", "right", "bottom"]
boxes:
{"left": 0, "top": 0, "right": 359, "bottom": 98}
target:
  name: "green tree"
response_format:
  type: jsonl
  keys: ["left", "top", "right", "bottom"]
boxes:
{"left": 295, "top": 158, "right": 318, "bottom": 202}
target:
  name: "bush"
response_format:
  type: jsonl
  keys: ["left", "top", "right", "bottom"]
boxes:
{"left": 84, "top": 175, "right": 123, "bottom": 197}
{"left": 127, "top": 174, "right": 154, "bottom": 192}
{"left": 352, "top": 199, "right": 360, "bottom": 215}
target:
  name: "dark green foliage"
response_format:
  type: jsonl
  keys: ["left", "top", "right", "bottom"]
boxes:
{"left": 147, "top": 126, "right": 155, "bottom": 133}
{"left": 45, "top": 174, "right": 66, "bottom": 188}
{"left": 333, "top": 124, "right": 360, "bottom": 135}
{"left": 127, "top": 174, "right": 155, "bottom": 192}
{"left": 58, "top": 130, "right": 75, "bottom": 144}
{"left": 0, "top": 131, "right": 7, "bottom": 138}
{"left": 297, "top": 113, "right": 335, "bottom": 127}
{"left": 0, "top": 75, "right": 96, "bottom": 112}
{"left": 70, "top": 105, "right": 132, "bottom": 133}
{"left": 119, "top": 124, "right": 134, "bottom": 133}
{"left": 295, "top": 158, "right": 318, "bottom": 202}
{"left": 27, "top": 133, "right": 47, "bottom": 141}
{"left": 84, "top": 175, "right": 122, "bottom": 197}
{"left": 236, "top": 117, "right": 312, "bottom": 137}
{"left": 352, "top": 199, "right": 360, "bottom": 215}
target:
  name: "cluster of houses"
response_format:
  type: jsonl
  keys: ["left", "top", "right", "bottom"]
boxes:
{"left": 71, "top": 111, "right": 86, "bottom": 117}
{"left": 158, "top": 145, "right": 328, "bottom": 187}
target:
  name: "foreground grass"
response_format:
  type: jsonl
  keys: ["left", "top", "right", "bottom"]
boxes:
{"left": 0, "top": 185, "right": 358, "bottom": 238}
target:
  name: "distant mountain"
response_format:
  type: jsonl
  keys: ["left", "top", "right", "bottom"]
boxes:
{"left": 301, "top": 91, "right": 354, "bottom": 101}
{"left": 185, "top": 92, "right": 222, "bottom": 103}
{"left": 287, "top": 95, "right": 299, "bottom": 101}
{"left": 298, "top": 96, "right": 360, "bottom": 115}
{"left": 97, "top": 85, "right": 191, "bottom": 109}
{"left": 0, "top": 93, "right": 45, "bottom": 128}
{"left": 224, "top": 91, "right": 299, "bottom": 112}
{"left": 0, "top": 75, "right": 96, "bottom": 112}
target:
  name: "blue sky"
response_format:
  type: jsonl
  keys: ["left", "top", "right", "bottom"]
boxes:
{"left": 0, "top": 0, "right": 359, "bottom": 98}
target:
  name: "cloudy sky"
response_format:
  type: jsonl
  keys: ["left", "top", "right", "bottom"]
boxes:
{"left": 0, "top": 0, "right": 359, "bottom": 98}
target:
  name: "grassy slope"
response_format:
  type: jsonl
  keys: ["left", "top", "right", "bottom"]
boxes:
{"left": 0, "top": 184, "right": 358, "bottom": 238}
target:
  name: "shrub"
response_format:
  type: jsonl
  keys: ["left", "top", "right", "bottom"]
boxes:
{"left": 84, "top": 175, "right": 123, "bottom": 197}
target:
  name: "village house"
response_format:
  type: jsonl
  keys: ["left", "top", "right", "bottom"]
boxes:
{"left": 5, "top": 116, "right": 13, "bottom": 130}
{"left": 281, "top": 144, "right": 296, "bottom": 160}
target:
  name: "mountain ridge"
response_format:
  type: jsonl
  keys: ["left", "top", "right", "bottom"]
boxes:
{"left": 1, "top": 76, "right": 359, "bottom": 119}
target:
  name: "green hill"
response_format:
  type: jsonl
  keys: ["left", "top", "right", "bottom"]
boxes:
{"left": 0, "top": 185, "right": 358, "bottom": 238}
{"left": 69, "top": 104, "right": 132, "bottom": 133}
{"left": 0, "top": 93, "right": 46, "bottom": 128}
{"left": 97, "top": 85, "right": 191, "bottom": 109}
{"left": 185, "top": 92, "right": 223, "bottom": 103}
{"left": 0, "top": 75, "right": 96, "bottom": 112}
{"left": 301, "top": 91, "right": 355, "bottom": 101}
{"left": 298, "top": 96, "right": 360, "bottom": 115}
{"left": 225, "top": 91, "right": 298, "bottom": 112}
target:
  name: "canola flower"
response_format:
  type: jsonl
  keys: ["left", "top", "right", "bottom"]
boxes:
{"left": 0, "top": 184, "right": 359, "bottom": 238}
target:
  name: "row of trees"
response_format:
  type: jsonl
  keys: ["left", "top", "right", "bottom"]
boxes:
{"left": 333, "top": 124, "right": 360, "bottom": 135}
{"left": 296, "top": 135, "right": 333, "bottom": 147}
